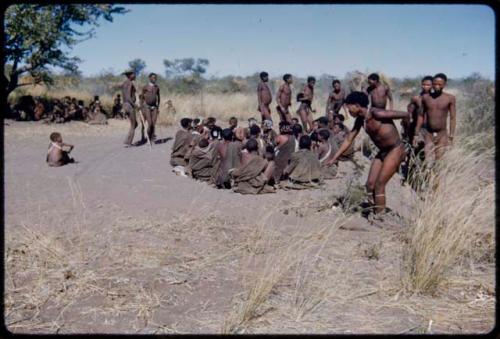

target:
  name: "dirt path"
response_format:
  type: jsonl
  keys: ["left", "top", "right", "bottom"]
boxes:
{"left": 4, "top": 120, "right": 494, "bottom": 334}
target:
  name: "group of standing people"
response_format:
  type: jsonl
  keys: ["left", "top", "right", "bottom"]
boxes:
{"left": 121, "top": 71, "right": 161, "bottom": 146}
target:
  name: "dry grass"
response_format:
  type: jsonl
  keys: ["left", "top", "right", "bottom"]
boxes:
{"left": 402, "top": 136, "right": 495, "bottom": 295}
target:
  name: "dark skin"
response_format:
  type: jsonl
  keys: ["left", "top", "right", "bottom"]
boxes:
{"left": 414, "top": 77, "right": 456, "bottom": 161}
{"left": 298, "top": 80, "right": 316, "bottom": 133}
{"left": 402, "top": 79, "right": 432, "bottom": 144}
{"left": 326, "top": 104, "right": 408, "bottom": 214}
{"left": 326, "top": 82, "right": 348, "bottom": 122}
{"left": 366, "top": 79, "right": 393, "bottom": 110}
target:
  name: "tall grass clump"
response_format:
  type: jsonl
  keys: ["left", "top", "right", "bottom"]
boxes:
{"left": 402, "top": 137, "right": 494, "bottom": 295}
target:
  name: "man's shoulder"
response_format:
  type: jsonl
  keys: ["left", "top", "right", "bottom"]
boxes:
{"left": 443, "top": 91, "right": 455, "bottom": 100}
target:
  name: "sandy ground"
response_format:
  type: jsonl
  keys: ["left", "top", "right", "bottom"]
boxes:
{"left": 4, "top": 119, "right": 495, "bottom": 334}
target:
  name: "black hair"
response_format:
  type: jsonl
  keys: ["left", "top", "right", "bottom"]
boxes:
{"left": 422, "top": 75, "right": 433, "bottom": 83}
{"left": 180, "top": 118, "right": 193, "bottom": 129}
{"left": 368, "top": 73, "right": 380, "bottom": 82}
{"left": 211, "top": 129, "right": 221, "bottom": 139}
{"left": 318, "top": 129, "right": 330, "bottom": 141}
{"left": 206, "top": 117, "right": 216, "bottom": 124}
{"left": 292, "top": 118, "right": 299, "bottom": 124}
{"left": 317, "top": 116, "right": 329, "bottom": 127}
{"left": 292, "top": 123, "right": 303, "bottom": 137}
{"left": 279, "top": 121, "right": 292, "bottom": 135}
{"left": 299, "top": 135, "right": 312, "bottom": 150}
{"left": 433, "top": 73, "right": 448, "bottom": 82}
{"left": 307, "top": 76, "right": 316, "bottom": 83}
{"left": 246, "top": 138, "right": 258, "bottom": 152}
{"left": 265, "top": 145, "right": 275, "bottom": 154}
{"left": 283, "top": 73, "right": 292, "bottom": 81}
{"left": 229, "top": 116, "right": 237, "bottom": 121}
{"left": 332, "top": 79, "right": 341, "bottom": 85}
{"left": 345, "top": 91, "right": 369, "bottom": 108}
{"left": 77, "top": 100, "right": 84, "bottom": 105}
{"left": 333, "top": 122, "right": 346, "bottom": 131}
{"left": 198, "top": 138, "right": 209, "bottom": 148}
{"left": 222, "top": 128, "right": 234, "bottom": 141}
{"left": 94, "top": 95, "right": 99, "bottom": 101}
{"left": 260, "top": 71, "right": 268, "bottom": 79}
{"left": 334, "top": 114, "right": 345, "bottom": 122}
{"left": 193, "top": 118, "right": 201, "bottom": 125}
{"left": 250, "top": 125, "right": 261, "bottom": 136}
{"left": 296, "top": 93, "right": 304, "bottom": 102}
{"left": 50, "top": 132, "right": 61, "bottom": 142}
{"left": 310, "top": 131, "right": 319, "bottom": 142}
{"left": 149, "top": 73, "right": 157, "bottom": 78}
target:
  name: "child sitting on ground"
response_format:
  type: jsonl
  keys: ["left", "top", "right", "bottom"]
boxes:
{"left": 46, "top": 132, "right": 75, "bottom": 167}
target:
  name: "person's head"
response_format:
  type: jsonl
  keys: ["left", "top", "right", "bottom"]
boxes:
{"left": 117, "top": 94, "right": 121, "bottom": 98}
{"left": 332, "top": 122, "right": 343, "bottom": 134}
{"left": 421, "top": 76, "right": 433, "bottom": 94}
{"left": 221, "top": 128, "right": 234, "bottom": 141}
{"left": 307, "top": 76, "right": 316, "bottom": 87}
{"left": 283, "top": 73, "right": 293, "bottom": 84}
{"left": 229, "top": 116, "right": 238, "bottom": 129}
{"left": 193, "top": 117, "right": 201, "bottom": 127}
{"left": 299, "top": 135, "right": 312, "bottom": 150}
{"left": 318, "top": 129, "right": 330, "bottom": 142}
{"left": 260, "top": 71, "right": 269, "bottom": 82}
{"left": 250, "top": 125, "right": 261, "bottom": 137}
{"left": 368, "top": 73, "right": 380, "bottom": 87}
{"left": 71, "top": 97, "right": 77, "bottom": 103}
{"left": 246, "top": 138, "right": 259, "bottom": 153}
{"left": 332, "top": 79, "right": 341, "bottom": 91}
{"left": 148, "top": 73, "right": 157, "bottom": 84}
{"left": 310, "top": 131, "right": 319, "bottom": 143}
{"left": 77, "top": 100, "right": 84, "bottom": 106}
{"left": 248, "top": 117, "right": 258, "bottom": 128}
{"left": 50, "top": 132, "right": 62, "bottom": 143}
{"left": 279, "top": 121, "right": 293, "bottom": 135}
{"left": 94, "top": 95, "right": 99, "bottom": 102}
{"left": 317, "top": 116, "right": 329, "bottom": 129}
{"left": 262, "top": 119, "right": 273, "bottom": 131}
{"left": 292, "top": 123, "right": 303, "bottom": 138}
{"left": 234, "top": 127, "right": 246, "bottom": 141}
{"left": 205, "top": 117, "right": 216, "bottom": 129}
{"left": 210, "top": 128, "right": 221, "bottom": 140}
{"left": 198, "top": 138, "right": 209, "bottom": 148}
{"left": 344, "top": 91, "right": 369, "bottom": 117}
{"left": 433, "top": 73, "right": 448, "bottom": 93}
{"left": 312, "top": 119, "right": 319, "bottom": 131}
{"left": 292, "top": 117, "right": 299, "bottom": 125}
{"left": 180, "top": 117, "right": 193, "bottom": 129}
{"left": 333, "top": 114, "right": 345, "bottom": 124}
{"left": 124, "top": 71, "right": 136, "bottom": 80}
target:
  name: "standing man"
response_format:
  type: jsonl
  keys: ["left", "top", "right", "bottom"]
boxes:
{"left": 325, "top": 79, "right": 348, "bottom": 122}
{"left": 276, "top": 73, "right": 293, "bottom": 123}
{"left": 366, "top": 73, "right": 393, "bottom": 110}
{"left": 257, "top": 71, "right": 273, "bottom": 123}
{"left": 142, "top": 73, "right": 161, "bottom": 141}
{"left": 122, "top": 70, "right": 144, "bottom": 146}
{"left": 297, "top": 76, "right": 316, "bottom": 133}
{"left": 414, "top": 73, "right": 456, "bottom": 163}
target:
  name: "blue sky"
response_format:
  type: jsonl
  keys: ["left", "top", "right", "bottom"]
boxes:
{"left": 70, "top": 4, "right": 495, "bottom": 79}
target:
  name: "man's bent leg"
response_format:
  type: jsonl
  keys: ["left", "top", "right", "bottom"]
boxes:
{"left": 373, "top": 145, "right": 406, "bottom": 214}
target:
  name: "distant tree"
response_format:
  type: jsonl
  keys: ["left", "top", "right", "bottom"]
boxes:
{"left": 4, "top": 4, "right": 128, "bottom": 100}
{"left": 128, "top": 58, "right": 147, "bottom": 75}
{"left": 163, "top": 58, "right": 209, "bottom": 79}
